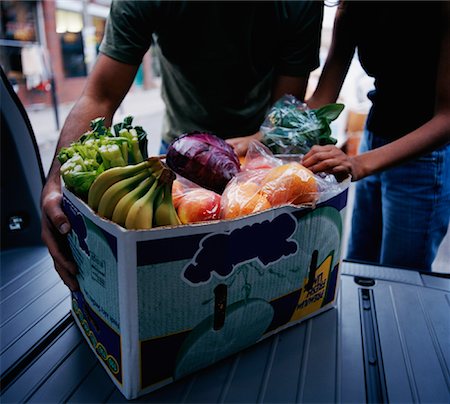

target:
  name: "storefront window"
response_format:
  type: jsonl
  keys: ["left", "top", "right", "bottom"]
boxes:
{"left": 0, "top": 1, "right": 40, "bottom": 87}
{"left": 56, "top": 10, "right": 86, "bottom": 78}
{"left": 92, "top": 16, "right": 106, "bottom": 54}
{"left": 0, "top": 1, "right": 38, "bottom": 42}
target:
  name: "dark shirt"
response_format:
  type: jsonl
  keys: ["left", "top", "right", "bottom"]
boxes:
{"left": 344, "top": 1, "right": 443, "bottom": 139}
{"left": 99, "top": 1, "right": 323, "bottom": 143}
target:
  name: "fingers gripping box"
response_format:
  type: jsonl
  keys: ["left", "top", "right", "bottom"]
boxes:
{"left": 62, "top": 185, "right": 348, "bottom": 399}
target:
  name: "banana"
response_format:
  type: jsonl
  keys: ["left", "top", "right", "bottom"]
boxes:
{"left": 97, "top": 169, "right": 150, "bottom": 219}
{"left": 125, "top": 179, "right": 161, "bottom": 230}
{"left": 111, "top": 175, "right": 155, "bottom": 227}
{"left": 88, "top": 160, "right": 151, "bottom": 211}
{"left": 147, "top": 156, "right": 165, "bottom": 174}
{"left": 153, "top": 174, "right": 182, "bottom": 227}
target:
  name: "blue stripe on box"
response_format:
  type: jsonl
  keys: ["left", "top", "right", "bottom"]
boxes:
{"left": 317, "top": 188, "right": 348, "bottom": 212}
{"left": 136, "top": 189, "right": 348, "bottom": 267}
{"left": 137, "top": 233, "right": 207, "bottom": 266}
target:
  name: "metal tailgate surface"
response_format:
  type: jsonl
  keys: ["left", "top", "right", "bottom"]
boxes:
{"left": 1, "top": 260, "right": 449, "bottom": 403}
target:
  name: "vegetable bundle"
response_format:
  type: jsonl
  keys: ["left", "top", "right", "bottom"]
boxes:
{"left": 261, "top": 94, "right": 345, "bottom": 155}
{"left": 58, "top": 116, "right": 148, "bottom": 198}
{"left": 166, "top": 131, "right": 241, "bottom": 194}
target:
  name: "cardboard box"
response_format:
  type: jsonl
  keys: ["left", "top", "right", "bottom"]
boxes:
{"left": 63, "top": 183, "right": 349, "bottom": 399}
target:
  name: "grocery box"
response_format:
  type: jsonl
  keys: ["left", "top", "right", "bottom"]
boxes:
{"left": 62, "top": 182, "right": 349, "bottom": 400}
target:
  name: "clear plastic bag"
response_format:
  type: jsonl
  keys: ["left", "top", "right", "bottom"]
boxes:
{"left": 172, "top": 176, "right": 222, "bottom": 224}
{"left": 260, "top": 94, "right": 344, "bottom": 155}
{"left": 221, "top": 140, "right": 349, "bottom": 220}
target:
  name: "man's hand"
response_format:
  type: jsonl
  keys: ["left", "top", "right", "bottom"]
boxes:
{"left": 41, "top": 178, "right": 79, "bottom": 291}
{"left": 226, "top": 131, "right": 262, "bottom": 157}
{"left": 302, "top": 145, "right": 363, "bottom": 182}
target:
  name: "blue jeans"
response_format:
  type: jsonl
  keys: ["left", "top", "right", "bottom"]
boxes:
{"left": 159, "top": 140, "right": 169, "bottom": 155}
{"left": 347, "top": 130, "right": 450, "bottom": 271}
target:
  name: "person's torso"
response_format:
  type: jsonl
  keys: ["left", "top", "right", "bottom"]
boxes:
{"left": 156, "top": 2, "right": 275, "bottom": 141}
{"left": 149, "top": 1, "right": 317, "bottom": 142}
{"left": 346, "top": 1, "right": 443, "bottom": 139}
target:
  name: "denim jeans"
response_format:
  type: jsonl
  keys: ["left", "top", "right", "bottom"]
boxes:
{"left": 159, "top": 140, "right": 170, "bottom": 155}
{"left": 347, "top": 130, "right": 450, "bottom": 271}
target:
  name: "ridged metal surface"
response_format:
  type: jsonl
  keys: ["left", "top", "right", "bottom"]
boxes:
{"left": 1, "top": 258, "right": 449, "bottom": 403}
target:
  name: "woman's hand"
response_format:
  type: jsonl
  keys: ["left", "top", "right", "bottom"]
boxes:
{"left": 41, "top": 178, "right": 79, "bottom": 291}
{"left": 302, "top": 145, "right": 364, "bottom": 182}
{"left": 226, "top": 131, "right": 262, "bottom": 157}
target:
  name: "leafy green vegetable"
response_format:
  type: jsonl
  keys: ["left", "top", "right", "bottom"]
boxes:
{"left": 315, "top": 103, "right": 345, "bottom": 122}
{"left": 261, "top": 95, "right": 345, "bottom": 155}
{"left": 58, "top": 115, "right": 149, "bottom": 198}
{"left": 113, "top": 115, "right": 148, "bottom": 160}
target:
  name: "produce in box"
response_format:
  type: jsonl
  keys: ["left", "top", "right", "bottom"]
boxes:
{"left": 58, "top": 117, "right": 181, "bottom": 230}
{"left": 166, "top": 131, "right": 241, "bottom": 194}
{"left": 172, "top": 176, "right": 221, "bottom": 224}
{"left": 58, "top": 116, "right": 148, "bottom": 198}
{"left": 260, "top": 94, "right": 344, "bottom": 155}
{"left": 221, "top": 140, "right": 346, "bottom": 220}
{"left": 59, "top": 118, "right": 347, "bottom": 229}
{"left": 87, "top": 157, "right": 180, "bottom": 230}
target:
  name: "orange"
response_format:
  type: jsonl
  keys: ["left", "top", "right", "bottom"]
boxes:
{"left": 222, "top": 182, "right": 271, "bottom": 219}
{"left": 261, "top": 162, "right": 318, "bottom": 206}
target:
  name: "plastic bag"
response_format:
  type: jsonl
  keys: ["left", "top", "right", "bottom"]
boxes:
{"left": 172, "top": 176, "right": 222, "bottom": 224}
{"left": 221, "top": 140, "right": 349, "bottom": 220}
{"left": 260, "top": 94, "right": 344, "bottom": 155}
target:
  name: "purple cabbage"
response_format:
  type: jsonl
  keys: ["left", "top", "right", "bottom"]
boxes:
{"left": 166, "top": 132, "right": 241, "bottom": 194}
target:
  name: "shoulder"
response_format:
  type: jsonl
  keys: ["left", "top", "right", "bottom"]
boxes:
{"left": 108, "top": 0, "right": 162, "bottom": 22}
{"left": 276, "top": 0, "right": 323, "bottom": 22}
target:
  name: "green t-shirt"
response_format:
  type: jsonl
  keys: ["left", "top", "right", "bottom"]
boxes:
{"left": 100, "top": 1, "right": 323, "bottom": 144}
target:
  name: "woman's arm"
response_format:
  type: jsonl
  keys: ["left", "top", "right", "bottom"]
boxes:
{"left": 303, "top": 2, "right": 450, "bottom": 181}
{"left": 307, "top": 3, "right": 356, "bottom": 109}
{"left": 41, "top": 54, "right": 139, "bottom": 290}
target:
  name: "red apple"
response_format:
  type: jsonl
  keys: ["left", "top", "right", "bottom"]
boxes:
{"left": 177, "top": 189, "right": 221, "bottom": 224}
{"left": 242, "top": 155, "right": 276, "bottom": 171}
{"left": 172, "top": 179, "right": 185, "bottom": 209}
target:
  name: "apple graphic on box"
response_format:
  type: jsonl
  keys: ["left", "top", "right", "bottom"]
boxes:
{"left": 177, "top": 189, "right": 221, "bottom": 224}
{"left": 174, "top": 298, "right": 274, "bottom": 380}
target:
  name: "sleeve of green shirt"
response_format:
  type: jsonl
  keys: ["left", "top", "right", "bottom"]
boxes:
{"left": 276, "top": 1, "right": 324, "bottom": 77}
{"left": 99, "top": 0, "right": 155, "bottom": 65}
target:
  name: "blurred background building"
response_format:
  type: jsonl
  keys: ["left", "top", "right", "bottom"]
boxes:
{"left": 0, "top": 0, "right": 157, "bottom": 113}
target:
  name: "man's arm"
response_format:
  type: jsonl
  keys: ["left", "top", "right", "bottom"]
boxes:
{"left": 41, "top": 54, "right": 139, "bottom": 290}
{"left": 271, "top": 75, "right": 309, "bottom": 104}
{"left": 225, "top": 75, "right": 310, "bottom": 156}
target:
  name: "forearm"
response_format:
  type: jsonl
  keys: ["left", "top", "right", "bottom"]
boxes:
{"left": 271, "top": 75, "right": 309, "bottom": 104}
{"left": 306, "top": 56, "right": 352, "bottom": 108}
{"left": 225, "top": 75, "right": 310, "bottom": 156}
{"left": 354, "top": 112, "right": 450, "bottom": 179}
{"left": 356, "top": 1, "right": 450, "bottom": 180}
{"left": 303, "top": 111, "right": 450, "bottom": 182}
{"left": 45, "top": 96, "right": 116, "bottom": 187}
{"left": 307, "top": 5, "right": 355, "bottom": 109}
{"left": 45, "top": 54, "right": 139, "bottom": 187}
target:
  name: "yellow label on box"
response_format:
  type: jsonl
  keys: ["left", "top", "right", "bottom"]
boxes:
{"left": 290, "top": 253, "right": 333, "bottom": 321}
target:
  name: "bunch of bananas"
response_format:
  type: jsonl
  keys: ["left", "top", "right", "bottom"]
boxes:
{"left": 87, "top": 158, "right": 181, "bottom": 230}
